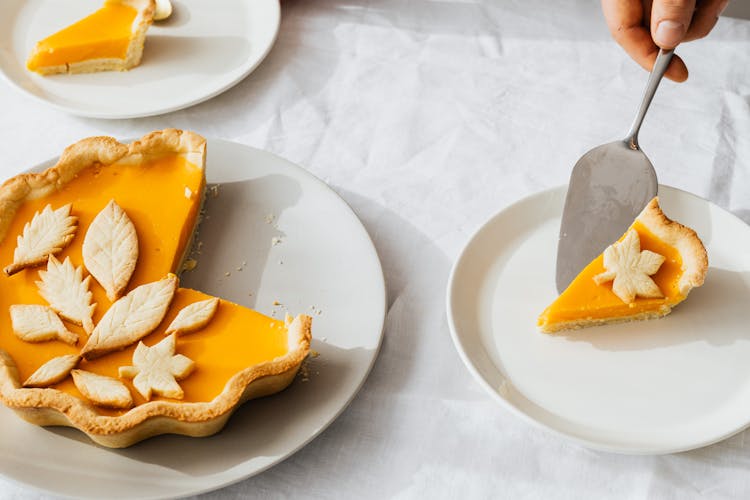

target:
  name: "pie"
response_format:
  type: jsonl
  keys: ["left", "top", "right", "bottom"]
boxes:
{"left": 26, "top": 0, "right": 155, "bottom": 75}
{"left": 538, "top": 197, "right": 708, "bottom": 333}
{"left": 0, "top": 129, "right": 312, "bottom": 447}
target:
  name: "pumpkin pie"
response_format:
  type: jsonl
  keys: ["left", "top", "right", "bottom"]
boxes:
{"left": 538, "top": 197, "right": 708, "bottom": 333}
{"left": 26, "top": 0, "right": 155, "bottom": 75}
{"left": 0, "top": 129, "right": 312, "bottom": 448}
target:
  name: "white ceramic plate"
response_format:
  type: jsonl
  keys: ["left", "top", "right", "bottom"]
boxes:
{"left": 0, "top": 0, "right": 280, "bottom": 118}
{"left": 447, "top": 185, "right": 750, "bottom": 454}
{"left": 0, "top": 139, "right": 386, "bottom": 498}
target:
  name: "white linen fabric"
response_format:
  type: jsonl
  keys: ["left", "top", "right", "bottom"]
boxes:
{"left": 1, "top": 1, "right": 749, "bottom": 498}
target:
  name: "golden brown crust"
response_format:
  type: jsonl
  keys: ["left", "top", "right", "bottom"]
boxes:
{"left": 0, "top": 129, "right": 316, "bottom": 447}
{"left": 2, "top": 315, "right": 311, "bottom": 447}
{"left": 637, "top": 197, "right": 708, "bottom": 296}
{"left": 28, "top": 0, "right": 155, "bottom": 76}
{"left": 539, "top": 306, "right": 671, "bottom": 334}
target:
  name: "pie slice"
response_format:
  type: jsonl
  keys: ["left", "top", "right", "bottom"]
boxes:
{"left": 26, "top": 0, "right": 155, "bottom": 75}
{"left": 0, "top": 129, "right": 312, "bottom": 448}
{"left": 538, "top": 197, "right": 708, "bottom": 333}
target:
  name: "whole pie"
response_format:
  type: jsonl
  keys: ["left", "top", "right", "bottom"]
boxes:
{"left": 0, "top": 129, "right": 312, "bottom": 447}
{"left": 538, "top": 197, "right": 708, "bottom": 333}
{"left": 26, "top": 0, "right": 155, "bottom": 75}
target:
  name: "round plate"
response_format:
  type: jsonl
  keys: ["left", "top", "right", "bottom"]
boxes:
{"left": 0, "top": 139, "right": 386, "bottom": 498}
{"left": 447, "top": 185, "right": 750, "bottom": 454}
{"left": 0, "top": 0, "right": 280, "bottom": 118}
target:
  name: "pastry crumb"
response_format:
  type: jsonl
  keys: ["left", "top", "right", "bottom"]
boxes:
{"left": 224, "top": 271, "right": 231, "bottom": 277}
{"left": 209, "top": 185, "right": 220, "bottom": 198}
{"left": 271, "top": 236, "right": 282, "bottom": 246}
{"left": 310, "top": 350, "right": 320, "bottom": 358}
{"left": 265, "top": 213, "right": 275, "bottom": 224}
{"left": 182, "top": 258, "right": 198, "bottom": 272}
{"left": 272, "top": 300, "right": 281, "bottom": 306}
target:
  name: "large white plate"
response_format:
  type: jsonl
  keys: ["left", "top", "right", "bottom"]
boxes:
{"left": 0, "top": 0, "right": 280, "bottom": 118}
{"left": 447, "top": 185, "right": 750, "bottom": 454}
{"left": 0, "top": 139, "right": 386, "bottom": 498}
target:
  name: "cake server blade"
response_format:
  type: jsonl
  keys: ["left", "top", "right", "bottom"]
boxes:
{"left": 555, "top": 49, "right": 673, "bottom": 293}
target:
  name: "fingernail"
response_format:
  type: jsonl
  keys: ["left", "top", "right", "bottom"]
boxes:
{"left": 654, "top": 20, "right": 685, "bottom": 48}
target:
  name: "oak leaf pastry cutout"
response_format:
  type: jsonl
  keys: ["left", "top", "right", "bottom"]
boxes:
{"left": 24, "top": 354, "right": 80, "bottom": 388}
{"left": 71, "top": 370, "right": 133, "bottom": 409}
{"left": 165, "top": 297, "right": 219, "bottom": 336}
{"left": 119, "top": 334, "right": 195, "bottom": 400}
{"left": 4, "top": 204, "right": 77, "bottom": 276}
{"left": 36, "top": 255, "right": 96, "bottom": 334}
{"left": 592, "top": 229, "right": 666, "bottom": 304}
{"left": 10, "top": 305, "right": 78, "bottom": 345}
{"left": 80, "top": 274, "right": 177, "bottom": 360}
{"left": 82, "top": 199, "right": 139, "bottom": 302}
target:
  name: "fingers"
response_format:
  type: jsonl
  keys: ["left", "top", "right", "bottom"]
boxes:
{"left": 650, "top": 0, "right": 697, "bottom": 49}
{"left": 684, "top": 0, "right": 729, "bottom": 41}
{"left": 601, "top": 0, "right": 689, "bottom": 82}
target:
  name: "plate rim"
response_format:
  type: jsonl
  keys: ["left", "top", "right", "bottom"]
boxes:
{"left": 0, "top": 0, "right": 281, "bottom": 119}
{"left": 446, "top": 184, "right": 750, "bottom": 455}
{"left": 0, "top": 137, "right": 387, "bottom": 497}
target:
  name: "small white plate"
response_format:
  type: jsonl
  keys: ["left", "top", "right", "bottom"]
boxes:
{"left": 447, "top": 185, "right": 750, "bottom": 454}
{"left": 0, "top": 0, "right": 280, "bottom": 118}
{"left": 0, "top": 139, "right": 386, "bottom": 498}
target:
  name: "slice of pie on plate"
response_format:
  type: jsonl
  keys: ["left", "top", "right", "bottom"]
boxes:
{"left": 538, "top": 197, "right": 708, "bottom": 333}
{"left": 26, "top": 0, "right": 155, "bottom": 75}
{"left": 0, "top": 129, "right": 312, "bottom": 448}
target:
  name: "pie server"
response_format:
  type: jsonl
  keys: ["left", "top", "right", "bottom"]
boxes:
{"left": 555, "top": 48, "right": 673, "bottom": 293}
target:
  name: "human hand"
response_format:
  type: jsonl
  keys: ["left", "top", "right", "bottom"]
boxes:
{"left": 601, "top": 0, "right": 730, "bottom": 82}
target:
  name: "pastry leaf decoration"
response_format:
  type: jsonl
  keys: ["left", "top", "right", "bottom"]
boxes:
{"left": 80, "top": 274, "right": 178, "bottom": 360}
{"left": 165, "top": 297, "right": 219, "bottom": 336}
{"left": 119, "top": 334, "right": 195, "bottom": 400}
{"left": 592, "top": 229, "right": 665, "bottom": 304}
{"left": 10, "top": 304, "right": 78, "bottom": 345}
{"left": 82, "top": 199, "right": 139, "bottom": 302}
{"left": 36, "top": 255, "right": 96, "bottom": 334}
{"left": 5, "top": 204, "right": 77, "bottom": 276}
{"left": 24, "top": 354, "right": 80, "bottom": 388}
{"left": 71, "top": 370, "right": 133, "bottom": 409}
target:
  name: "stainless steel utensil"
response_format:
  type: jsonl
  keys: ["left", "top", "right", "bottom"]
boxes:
{"left": 555, "top": 48, "right": 673, "bottom": 293}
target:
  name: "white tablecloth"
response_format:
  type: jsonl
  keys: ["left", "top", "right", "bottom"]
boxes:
{"left": 1, "top": 1, "right": 750, "bottom": 498}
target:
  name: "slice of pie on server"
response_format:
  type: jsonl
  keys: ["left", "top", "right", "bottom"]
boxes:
{"left": 538, "top": 197, "right": 708, "bottom": 333}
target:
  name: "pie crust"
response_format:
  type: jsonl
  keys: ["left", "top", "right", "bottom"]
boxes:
{"left": 26, "top": 0, "right": 156, "bottom": 75}
{"left": 538, "top": 197, "right": 708, "bottom": 333}
{"left": 0, "top": 130, "right": 312, "bottom": 447}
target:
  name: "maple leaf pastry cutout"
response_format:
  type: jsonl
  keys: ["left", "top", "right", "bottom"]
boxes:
{"left": 592, "top": 229, "right": 665, "bottom": 304}
{"left": 119, "top": 334, "right": 195, "bottom": 400}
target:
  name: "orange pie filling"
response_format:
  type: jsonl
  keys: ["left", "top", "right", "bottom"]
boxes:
{"left": 0, "top": 154, "right": 291, "bottom": 413}
{"left": 538, "top": 221, "right": 685, "bottom": 328}
{"left": 27, "top": 2, "right": 138, "bottom": 72}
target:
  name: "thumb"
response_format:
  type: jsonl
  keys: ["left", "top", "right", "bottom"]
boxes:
{"left": 651, "top": 0, "right": 697, "bottom": 49}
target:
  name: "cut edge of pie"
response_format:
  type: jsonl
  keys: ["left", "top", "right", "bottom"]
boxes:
{"left": 0, "top": 129, "right": 313, "bottom": 447}
{"left": 26, "top": 0, "right": 156, "bottom": 76}
{"left": 537, "top": 197, "right": 708, "bottom": 333}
